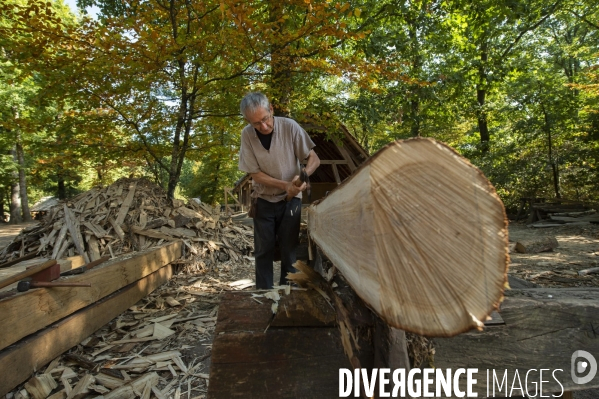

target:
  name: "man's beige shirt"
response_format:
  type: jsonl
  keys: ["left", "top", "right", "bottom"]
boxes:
{"left": 238, "top": 117, "right": 315, "bottom": 202}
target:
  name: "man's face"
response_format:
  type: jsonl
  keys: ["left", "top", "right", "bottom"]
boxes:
{"left": 246, "top": 105, "right": 274, "bottom": 135}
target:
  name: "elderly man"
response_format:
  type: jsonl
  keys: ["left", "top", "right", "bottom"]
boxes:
{"left": 238, "top": 92, "right": 320, "bottom": 289}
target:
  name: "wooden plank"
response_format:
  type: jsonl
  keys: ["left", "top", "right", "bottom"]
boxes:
{"left": 0, "top": 241, "right": 182, "bottom": 351}
{"left": 115, "top": 182, "right": 137, "bottom": 226}
{"left": 88, "top": 236, "right": 101, "bottom": 262}
{"left": 215, "top": 291, "right": 336, "bottom": 333}
{"left": 331, "top": 163, "right": 341, "bottom": 185}
{"left": 0, "top": 264, "right": 174, "bottom": 397}
{"left": 129, "top": 226, "right": 177, "bottom": 241}
{"left": 0, "top": 257, "right": 84, "bottom": 293}
{"left": 335, "top": 143, "right": 357, "bottom": 172}
{"left": 51, "top": 224, "right": 68, "bottom": 260}
{"left": 209, "top": 328, "right": 350, "bottom": 398}
{"left": 109, "top": 217, "right": 125, "bottom": 240}
{"left": 433, "top": 288, "right": 599, "bottom": 395}
{"left": 214, "top": 292, "right": 273, "bottom": 333}
{"left": 209, "top": 290, "right": 377, "bottom": 398}
{"left": 63, "top": 205, "right": 90, "bottom": 264}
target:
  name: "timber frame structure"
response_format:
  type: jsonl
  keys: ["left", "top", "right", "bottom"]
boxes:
{"left": 226, "top": 123, "right": 368, "bottom": 213}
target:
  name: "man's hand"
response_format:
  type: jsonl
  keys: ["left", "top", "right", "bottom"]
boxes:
{"left": 286, "top": 175, "right": 306, "bottom": 198}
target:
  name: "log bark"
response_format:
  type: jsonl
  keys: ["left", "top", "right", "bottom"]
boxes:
{"left": 307, "top": 138, "right": 508, "bottom": 337}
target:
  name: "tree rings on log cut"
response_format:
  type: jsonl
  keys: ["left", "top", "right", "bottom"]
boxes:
{"left": 307, "top": 138, "right": 508, "bottom": 337}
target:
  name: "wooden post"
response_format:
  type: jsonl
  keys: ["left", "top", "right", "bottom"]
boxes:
{"left": 331, "top": 163, "right": 341, "bottom": 185}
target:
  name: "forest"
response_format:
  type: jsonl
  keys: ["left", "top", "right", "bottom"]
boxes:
{"left": 1, "top": 0, "right": 598, "bottom": 220}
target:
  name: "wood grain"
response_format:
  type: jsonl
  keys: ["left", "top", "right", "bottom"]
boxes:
{"left": 0, "top": 265, "right": 174, "bottom": 397}
{"left": 308, "top": 138, "right": 508, "bottom": 337}
{"left": 0, "top": 241, "right": 181, "bottom": 351}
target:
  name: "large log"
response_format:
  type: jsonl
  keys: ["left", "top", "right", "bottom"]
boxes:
{"left": 307, "top": 138, "right": 508, "bottom": 336}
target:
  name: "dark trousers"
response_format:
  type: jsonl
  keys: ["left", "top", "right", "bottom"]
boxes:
{"left": 253, "top": 197, "right": 302, "bottom": 289}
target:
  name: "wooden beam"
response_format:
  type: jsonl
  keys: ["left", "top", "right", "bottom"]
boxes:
{"left": 433, "top": 288, "right": 599, "bottom": 394}
{"left": 208, "top": 291, "right": 374, "bottom": 399}
{"left": 0, "top": 264, "right": 174, "bottom": 397}
{"left": 0, "top": 241, "right": 182, "bottom": 351}
{"left": 331, "top": 163, "right": 341, "bottom": 185}
{"left": 63, "top": 205, "right": 90, "bottom": 264}
{"left": 335, "top": 144, "right": 357, "bottom": 172}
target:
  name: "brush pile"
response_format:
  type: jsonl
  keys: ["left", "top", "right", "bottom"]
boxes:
{"left": 0, "top": 178, "right": 254, "bottom": 269}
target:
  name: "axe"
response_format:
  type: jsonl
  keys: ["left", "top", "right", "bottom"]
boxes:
{"left": 286, "top": 168, "right": 310, "bottom": 202}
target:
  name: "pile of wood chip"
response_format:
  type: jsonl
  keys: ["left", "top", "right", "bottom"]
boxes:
{"left": 0, "top": 178, "right": 254, "bottom": 270}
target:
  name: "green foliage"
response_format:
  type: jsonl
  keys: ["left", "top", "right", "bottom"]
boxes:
{"left": 2, "top": 0, "right": 599, "bottom": 212}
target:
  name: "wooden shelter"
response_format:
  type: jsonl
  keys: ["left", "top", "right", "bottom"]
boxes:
{"left": 226, "top": 123, "right": 368, "bottom": 212}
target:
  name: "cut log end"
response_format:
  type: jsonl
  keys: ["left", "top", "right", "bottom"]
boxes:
{"left": 308, "top": 138, "right": 508, "bottom": 337}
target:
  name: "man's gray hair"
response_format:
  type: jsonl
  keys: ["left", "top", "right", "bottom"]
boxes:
{"left": 240, "top": 92, "right": 270, "bottom": 119}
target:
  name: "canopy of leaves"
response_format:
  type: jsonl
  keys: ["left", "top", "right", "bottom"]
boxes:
{"left": 1, "top": 0, "right": 598, "bottom": 213}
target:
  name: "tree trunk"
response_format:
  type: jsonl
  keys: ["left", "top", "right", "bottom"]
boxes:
{"left": 57, "top": 171, "right": 66, "bottom": 200}
{"left": 407, "top": 14, "right": 422, "bottom": 137}
{"left": 269, "top": 2, "right": 292, "bottom": 117}
{"left": 477, "top": 42, "right": 490, "bottom": 151}
{"left": 410, "top": 98, "right": 421, "bottom": 137}
{"left": 10, "top": 181, "right": 22, "bottom": 225}
{"left": 542, "top": 104, "right": 561, "bottom": 199}
{"left": 0, "top": 189, "right": 5, "bottom": 223}
{"left": 16, "top": 134, "right": 32, "bottom": 222}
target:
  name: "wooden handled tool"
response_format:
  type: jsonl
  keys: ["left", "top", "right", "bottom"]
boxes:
{"left": 17, "top": 281, "right": 92, "bottom": 292}
{"left": 0, "top": 260, "right": 57, "bottom": 290}
{"left": 285, "top": 168, "right": 309, "bottom": 202}
{"left": 60, "top": 255, "right": 111, "bottom": 276}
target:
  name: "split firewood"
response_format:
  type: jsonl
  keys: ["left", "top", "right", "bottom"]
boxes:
{"left": 0, "top": 178, "right": 254, "bottom": 274}
{"left": 578, "top": 267, "right": 599, "bottom": 276}
{"left": 24, "top": 374, "right": 57, "bottom": 399}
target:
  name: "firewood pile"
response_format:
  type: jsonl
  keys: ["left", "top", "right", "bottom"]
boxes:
{"left": 0, "top": 178, "right": 254, "bottom": 269}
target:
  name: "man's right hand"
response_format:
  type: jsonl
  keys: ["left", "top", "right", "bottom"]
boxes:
{"left": 286, "top": 175, "right": 306, "bottom": 199}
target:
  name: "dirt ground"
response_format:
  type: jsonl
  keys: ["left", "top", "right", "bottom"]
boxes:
{"left": 508, "top": 221, "right": 599, "bottom": 288}
{"left": 0, "top": 222, "right": 37, "bottom": 251}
